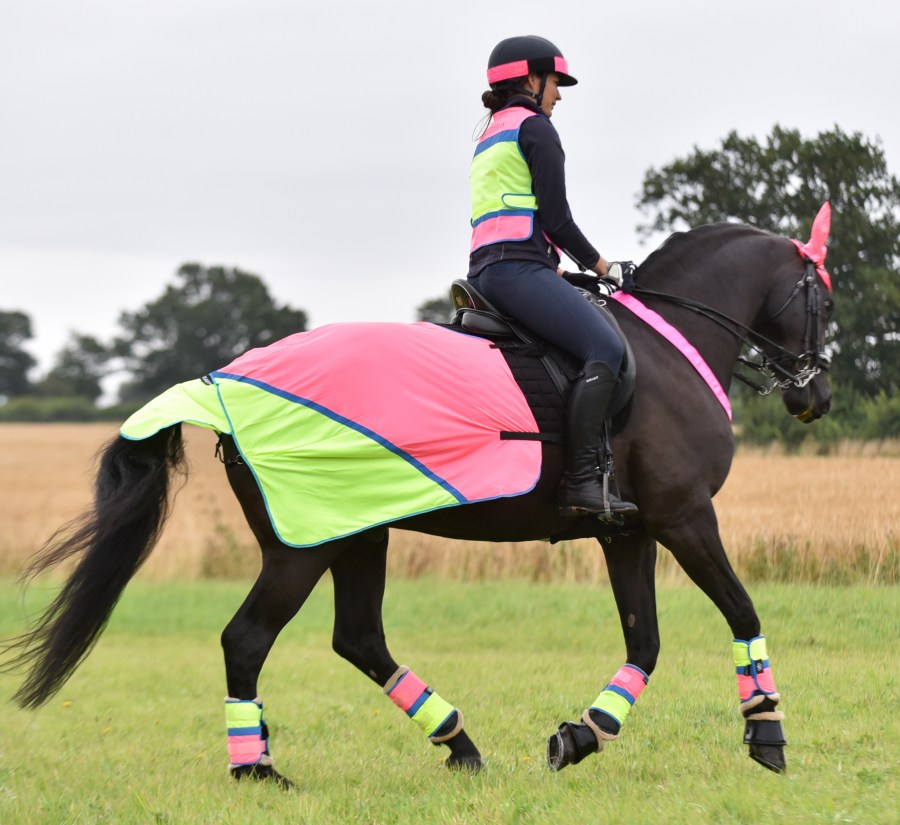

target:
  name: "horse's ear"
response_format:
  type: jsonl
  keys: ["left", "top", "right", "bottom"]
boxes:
{"left": 807, "top": 202, "right": 831, "bottom": 264}
{"left": 792, "top": 202, "right": 833, "bottom": 292}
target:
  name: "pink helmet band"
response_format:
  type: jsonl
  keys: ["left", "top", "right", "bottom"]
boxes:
{"left": 487, "top": 60, "right": 529, "bottom": 84}
{"left": 487, "top": 56, "right": 570, "bottom": 85}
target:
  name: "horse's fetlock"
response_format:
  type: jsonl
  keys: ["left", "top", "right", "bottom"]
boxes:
{"left": 584, "top": 707, "right": 621, "bottom": 738}
{"left": 429, "top": 708, "right": 465, "bottom": 744}
{"left": 741, "top": 693, "right": 782, "bottom": 720}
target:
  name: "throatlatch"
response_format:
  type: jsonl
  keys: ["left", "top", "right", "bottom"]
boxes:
{"left": 733, "top": 635, "right": 788, "bottom": 767}
{"left": 384, "top": 666, "right": 464, "bottom": 744}
{"left": 225, "top": 696, "right": 272, "bottom": 769}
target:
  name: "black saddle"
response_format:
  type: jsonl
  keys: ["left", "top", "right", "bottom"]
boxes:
{"left": 449, "top": 279, "right": 636, "bottom": 420}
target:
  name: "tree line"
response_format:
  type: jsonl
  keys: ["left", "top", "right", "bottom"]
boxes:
{"left": 0, "top": 264, "right": 307, "bottom": 419}
{"left": 2, "top": 126, "right": 898, "bottom": 441}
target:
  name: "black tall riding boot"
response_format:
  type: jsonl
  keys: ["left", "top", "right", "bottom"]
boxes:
{"left": 558, "top": 361, "right": 639, "bottom": 519}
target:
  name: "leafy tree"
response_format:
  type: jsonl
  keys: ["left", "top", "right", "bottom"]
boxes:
{"left": 115, "top": 264, "right": 308, "bottom": 401}
{"left": 0, "top": 310, "right": 36, "bottom": 400}
{"left": 33, "top": 334, "right": 111, "bottom": 402}
{"left": 416, "top": 295, "right": 456, "bottom": 324}
{"left": 637, "top": 126, "right": 900, "bottom": 399}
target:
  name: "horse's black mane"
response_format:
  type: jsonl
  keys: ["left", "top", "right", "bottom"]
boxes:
{"left": 636, "top": 222, "right": 772, "bottom": 282}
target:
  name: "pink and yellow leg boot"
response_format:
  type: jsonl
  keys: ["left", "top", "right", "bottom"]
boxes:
{"left": 225, "top": 696, "right": 276, "bottom": 775}
{"left": 384, "top": 666, "right": 464, "bottom": 745}
{"left": 733, "top": 636, "right": 787, "bottom": 772}
{"left": 583, "top": 663, "right": 649, "bottom": 747}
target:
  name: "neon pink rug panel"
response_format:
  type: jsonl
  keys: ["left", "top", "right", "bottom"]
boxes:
{"left": 216, "top": 322, "right": 542, "bottom": 502}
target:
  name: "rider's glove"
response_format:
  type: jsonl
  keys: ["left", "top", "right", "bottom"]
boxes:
{"left": 561, "top": 270, "right": 616, "bottom": 297}
{"left": 606, "top": 261, "right": 636, "bottom": 291}
{"left": 561, "top": 270, "right": 599, "bottom": 290}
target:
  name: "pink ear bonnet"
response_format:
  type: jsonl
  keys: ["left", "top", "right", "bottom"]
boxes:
{"left": 791, "top": 202, "right": 832, "bottom": 292}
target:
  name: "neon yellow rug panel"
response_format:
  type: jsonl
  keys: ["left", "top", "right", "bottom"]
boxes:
{"left": 120, "top": 379, "right": 231, "bottom": 438}
{"left": 215, "top": 379, "right": 461, "bottom": 546}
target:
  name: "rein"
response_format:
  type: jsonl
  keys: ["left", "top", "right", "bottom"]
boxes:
{"left": 628, "top": 261, "right": 830, "bottom": 397}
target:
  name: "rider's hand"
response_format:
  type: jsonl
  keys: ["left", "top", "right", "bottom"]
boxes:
{"left": 561, "top": 270, "right": 616, "bottom": 297}
{"left": 606, "top": 261, "right": 636, "bottom": 292}
{"left": 560, "top": 270, "right": 600, "bottom": 290}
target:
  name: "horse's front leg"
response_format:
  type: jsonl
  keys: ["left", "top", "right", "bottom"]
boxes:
{"left": 654, "top": 502, "right": 787, "bottom": 773}
{"left": 330, "top": 529, "right": 484, "bottom": 771}
{"left": 547, "top": 532, "right": 660, "bottom": 770}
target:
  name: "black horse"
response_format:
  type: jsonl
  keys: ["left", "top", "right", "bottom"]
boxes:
{"left": 3, "top": 220, "right": 833, "bottom": 787}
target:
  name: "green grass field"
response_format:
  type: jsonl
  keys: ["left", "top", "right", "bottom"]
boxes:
{"left": 1, "top": 578, "right": 897, "bottom": 824}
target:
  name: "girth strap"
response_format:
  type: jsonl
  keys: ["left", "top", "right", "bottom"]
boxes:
{"left": 500, "top": 431, "right": 564, "bottom": 443}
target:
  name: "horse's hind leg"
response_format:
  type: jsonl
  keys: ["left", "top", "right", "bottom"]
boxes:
{"left": 330, "top": 528, "right": 484, "bottom": 771}
{"left": 219, "top": 438, "right": 348, "bottom": 788}
{"left": 222, "top": 540, "right": 350, "bottom": 788}
{"left": 653, "top": 502, "right": 787, "bottom": 773}
{"left": 547, "top": 532, "right": 660, "bottom": 771}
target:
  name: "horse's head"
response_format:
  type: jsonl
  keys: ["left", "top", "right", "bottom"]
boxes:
{"left": 753, "top": 205, "right": 834, "bottom": 422}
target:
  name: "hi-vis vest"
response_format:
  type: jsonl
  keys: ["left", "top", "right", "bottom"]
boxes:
{"left": 470, "top": 107, "right": 539, "bottom": 252}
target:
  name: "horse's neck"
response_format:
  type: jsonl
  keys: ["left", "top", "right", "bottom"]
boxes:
{"left": 637, "top": 254, "right": 771, "bottom": 391}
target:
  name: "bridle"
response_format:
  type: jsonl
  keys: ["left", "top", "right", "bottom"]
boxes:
{"left": 750, "top": 260, "right": 832, "bottom": 393}
{"left": 629, "top": 261, "right": 831, "bottom": 397}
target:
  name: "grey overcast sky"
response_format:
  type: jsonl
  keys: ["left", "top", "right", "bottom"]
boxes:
{"left": 2, "top": 0, "right": 899, "bottom": 373}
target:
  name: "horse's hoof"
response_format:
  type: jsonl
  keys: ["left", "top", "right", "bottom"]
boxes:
{"left": 445, "top": 752, "right": 485, "bottom": 772}
{"left": 443, "top": 729, "right": 484, "bottom": 772}
{"left": 230, "top": 763, "right": 295, "bottom": 790}
{"left": 546, "top": 727, "right": 571, "bottom": 771}
{"left": 546, "top": 721, "right": 599, "bottom": 771}
{"left": 749, "top": 743, "right": 786, "bottom": 774}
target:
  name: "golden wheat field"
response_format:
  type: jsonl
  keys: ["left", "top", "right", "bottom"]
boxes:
{"left": 0, "top": 424, "right": 896, "bottom": 584}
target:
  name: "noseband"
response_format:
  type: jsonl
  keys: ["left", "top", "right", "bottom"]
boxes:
{"left": 630, "top": 261, "right": 830, "bottom": 397}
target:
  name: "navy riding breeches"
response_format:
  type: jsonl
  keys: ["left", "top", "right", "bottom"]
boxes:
{"left": 469, "top": 260, "right": 624, "bottom": 373}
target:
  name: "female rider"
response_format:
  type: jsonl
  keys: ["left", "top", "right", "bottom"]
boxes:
{"left": 468, "top": 35, "right": 638, "bottom": 519}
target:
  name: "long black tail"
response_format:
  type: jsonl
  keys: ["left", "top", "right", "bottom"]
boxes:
{"left": 3, "top": 425, "right": 187, "bottom": 708}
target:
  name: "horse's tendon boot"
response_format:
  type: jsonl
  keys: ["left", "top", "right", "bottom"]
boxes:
{"left": 546, "top": 721, "right": 599, "bottom": 771}
{"left": 733, "top": 637, "right": 786, "bottom": 773}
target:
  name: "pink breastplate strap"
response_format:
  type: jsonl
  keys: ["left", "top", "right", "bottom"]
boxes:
{"left": 611, "top": 291, "right": 732, "bottom": 421}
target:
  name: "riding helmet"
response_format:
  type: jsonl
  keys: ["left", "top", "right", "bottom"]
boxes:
{"left": 487, "top": 35, "right": 578, "bottom": 87}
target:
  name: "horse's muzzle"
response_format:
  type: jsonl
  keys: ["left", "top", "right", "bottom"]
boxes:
{"left": 785, "top": 379, "right": 831, "bottom": 423}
